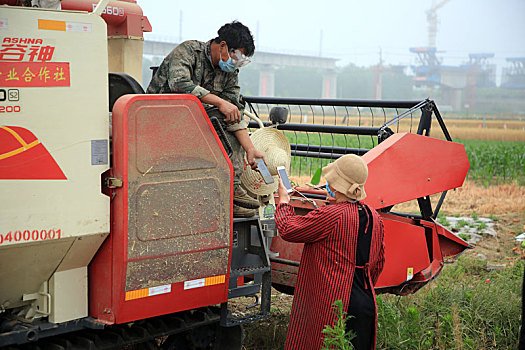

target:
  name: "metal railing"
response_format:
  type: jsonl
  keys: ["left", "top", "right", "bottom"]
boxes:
{"left": 243, "top": 96, "right": 451, "bottom": 180}
{"left": 243, "top": 96, "right": 452, "bottom": 219}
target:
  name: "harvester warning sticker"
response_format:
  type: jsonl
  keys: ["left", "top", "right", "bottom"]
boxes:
{"left": 38, "top": 19, "right": 91, "bottom": 33}
{"left": 125, "top": 284, "right": 172, "bottom": 301}
{"left": 184, "top": 275, "right": 226, "bottom": 290}
{"left": 91, "top": 139, "right": 108, "bottom": 165}
{"left": 407, "top": 267, "right": 414, "bottom": 281}
{"left": 0, "top": 125, "right": 67, "bottom": 180}
{"left": 65, "top": 22, "right": 92, "bottom": 33}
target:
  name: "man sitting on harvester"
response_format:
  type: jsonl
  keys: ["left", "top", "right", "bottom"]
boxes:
{"left": 147, "top": 21, "right": 264, "bottom": 217}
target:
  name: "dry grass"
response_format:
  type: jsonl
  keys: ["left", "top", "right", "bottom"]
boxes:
{"left": 374, "top": 181, "right": 525, "bottom": 216}
{"left": 291, "top": 177, "right": 525, "bottom": 217}
{"left": 370, "top": 118, "right": 525, "bottom": 141}
{"left": 394, "top": 181, "right": 525, "bottom": 217}
{"left": 260, "top": 112, "right": 525, "bottom": 141}
{"left": 440, "top": 182, "right": 525, "bottom": 216}
{"left": 432, "top": 124, "right": 525, "bottom": 141}
{"left": 443, "top": 119, "right": 525, "bottom": 130}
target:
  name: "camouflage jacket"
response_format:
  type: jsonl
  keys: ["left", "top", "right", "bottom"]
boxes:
{"left": 146, "top": 40, "right": 247, "bottom": 131}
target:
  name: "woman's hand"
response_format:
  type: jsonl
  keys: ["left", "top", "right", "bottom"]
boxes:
{"left": 278, "top": 177, "right": 290, "bottom": 204}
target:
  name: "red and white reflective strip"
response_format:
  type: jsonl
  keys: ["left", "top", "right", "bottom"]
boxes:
{"left": 125, "top": 284, "right": 171, "bottom": 301}
{"left": 184, "top": 274, "right": 226, "bottom": 290}
{"left": 124, "top": 275, "right": 226, "bottom": 301}
{"left": 38, "top": 19, "right": 91, "bottom": 32}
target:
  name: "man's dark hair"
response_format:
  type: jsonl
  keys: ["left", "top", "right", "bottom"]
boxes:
{"left": 213, "top": 21, "right": 255, "bottom": 57}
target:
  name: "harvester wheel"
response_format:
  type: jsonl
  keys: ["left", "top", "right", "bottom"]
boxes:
{"left": 212, "top": 325, "right": 243, "bottom": 349}
{"left": 160, "top": 332, "right": 191, "bottom": 350}
{"left": 190, "top": 325, "right": 215, "bottom": 348}
{"left": 130, "top": 340, "right": 159, "bottom": 350}
{"left": 160, "top": 324, "right": 234, "bottom": 350}
{"left": 160, "top": 324, "right": 242, "bottom": 349}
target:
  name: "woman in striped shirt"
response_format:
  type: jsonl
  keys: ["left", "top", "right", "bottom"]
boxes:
{"left": 275, "top": 154, "right": 385, "bottom": 350}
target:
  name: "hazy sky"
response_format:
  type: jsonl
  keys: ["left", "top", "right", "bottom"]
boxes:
{"left": 138, "top": 0, "right": 525, "bottom": 70}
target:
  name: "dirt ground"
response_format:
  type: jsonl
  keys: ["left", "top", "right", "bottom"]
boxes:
{"left": 398, "top": 181, "right": 525, "bottom": 262}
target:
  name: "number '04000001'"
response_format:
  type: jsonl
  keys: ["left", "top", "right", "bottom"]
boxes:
{"left": 0, "top": 229, "right": 61, "bottom": 244}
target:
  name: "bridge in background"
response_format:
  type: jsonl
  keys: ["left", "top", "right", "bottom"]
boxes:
{"left": 143, "top": 39, "right": 339, "bottom": 98}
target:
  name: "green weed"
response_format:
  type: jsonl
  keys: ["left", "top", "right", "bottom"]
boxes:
{"left": 376, "top": 257, "right": 523, "bottom": 349}
{"left": 437, "top": 215, "right": 451, "bottom": 227}
{"left": 459, "top": 233, "right": 471, "bottom": 241}
{"left": 455, "top": 219, "right": 470, "bottom": 230}
{"left": 321, "top": 300, "right": 355, "bottom": 350}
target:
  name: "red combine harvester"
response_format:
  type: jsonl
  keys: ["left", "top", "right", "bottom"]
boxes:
{"left": 249, "top": 97, "right": 471, "bottom": 296}
{"left": 0, "top": 1, "right": 469, "bottom": 349}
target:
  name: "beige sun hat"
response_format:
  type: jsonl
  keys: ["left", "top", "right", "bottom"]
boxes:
{"left": 240, "top": 111, "right": 291, "bottom": 196}
{"left": 322, "top": 154, "right": 368, "bottom": 200}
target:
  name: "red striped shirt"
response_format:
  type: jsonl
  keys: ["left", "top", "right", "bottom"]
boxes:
{"left": 275, "top": 201, "right": 385, "bottom": 350}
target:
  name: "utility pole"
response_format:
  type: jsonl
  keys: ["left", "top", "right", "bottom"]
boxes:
{"left": 179, "top": 10, "right": 182, "bottom": 43}
{"left": 371, "top": 48, "right": 384, "bottom": 99}
{"left": 256, "top": 21, "right": 260, "bottom": 48}
{"left": 319, "top": 29, "right": 323, "bottom": 57}
{"left": 377, "top": 48, "right": 383, "bottom": 99}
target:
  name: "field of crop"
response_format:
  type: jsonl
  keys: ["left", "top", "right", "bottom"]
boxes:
{"left": 431, "top": 118, "right": 525, "bottom": 142}
{"left": 253, "top": 110, "right": 525, "bottom": 141}
{"left": 461, "top": 139, "right": 525, "bottom": 185}
{"left": 274, "top": 118, "right": 525, "bottom": 186}
{"left": 242, "top": 115, "right": 525, "bottom": 349}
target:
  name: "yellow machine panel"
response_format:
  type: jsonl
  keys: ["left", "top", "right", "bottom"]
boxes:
{"left": 0, "top": 7, "right": 110, "bottom": 321}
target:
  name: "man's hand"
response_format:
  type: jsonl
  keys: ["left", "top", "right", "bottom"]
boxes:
{"left": 200, "top": 94, "right": 241, "bottom": 124}
{"left": 218, "top": 100, "right": 241, "bottom": 124}
{"left": 277, "top": 177, "right": 290, "bottom": 204}
{"left": 246, "top": 148, "right": 266, "bottom": 170}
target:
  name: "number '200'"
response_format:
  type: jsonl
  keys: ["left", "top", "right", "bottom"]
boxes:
{"left": 0, "top": 229, "right": 61, "bottom": 244}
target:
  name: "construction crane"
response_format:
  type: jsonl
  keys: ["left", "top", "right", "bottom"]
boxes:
{"left": 427, "top": 0, "right": 451, "bottom": 48}
{"left": 410, "top": 0, "right": 451, "bottom": 87}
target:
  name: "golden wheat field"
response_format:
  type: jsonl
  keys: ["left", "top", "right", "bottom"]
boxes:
{"left": 289, "top": 178, "right": 525, "bottom": 216}
{"left": 431, "top": 119, "right": 525, "bottom": 141}
{"left": 254, "top": 111, "right": 525, "bottom": 141}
